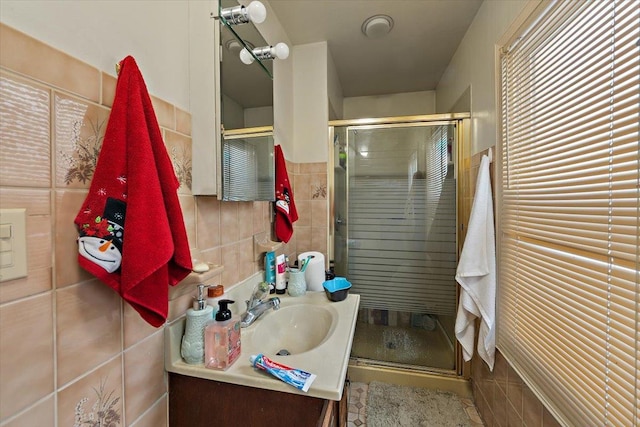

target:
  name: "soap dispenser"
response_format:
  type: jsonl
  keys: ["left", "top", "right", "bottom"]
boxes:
{"left": 180, "top": 284, "right": 213, "bottom": 364}
{"left": 204, "top": 299, "right": 241, "bottom": 370}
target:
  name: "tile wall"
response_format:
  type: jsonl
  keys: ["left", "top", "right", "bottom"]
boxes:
{"left": 465, "top": 150, "right": 561, "bottom": 427}
{"left": 284, "top": 162, "right": 328, "bottom": 261}
{"left": 0, "top": 23, "right": 327, "bottom": 426}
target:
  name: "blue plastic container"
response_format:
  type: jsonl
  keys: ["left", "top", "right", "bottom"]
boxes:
{"left": 322, "top": 277, "right": 352, "bottom": 302}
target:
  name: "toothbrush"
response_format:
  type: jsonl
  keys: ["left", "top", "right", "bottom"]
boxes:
{"left": 300, "top": 255, "right": 313, "bottom": 272}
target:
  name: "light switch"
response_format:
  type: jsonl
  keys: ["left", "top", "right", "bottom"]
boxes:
{"left": 0, "top": 251, "right": 13, "bottom": 267}
{"left": 0, "top": 209, "right": 27, "bottom": 282}
{"left": 0, "top": 226, "right": 12, "bottom": 252}
{"left": 0, "top": 223, "right": 11, "bottom": 239}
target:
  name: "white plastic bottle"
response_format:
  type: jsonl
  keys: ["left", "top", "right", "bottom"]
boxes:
{"left": 206, "top": 284, "right": 224, "bottom": 318}
{"left": 181, "top": 284, "right": 213, "bottom": 364}
{"left": 275, "top": 254, "right": 286, "bottom": 294}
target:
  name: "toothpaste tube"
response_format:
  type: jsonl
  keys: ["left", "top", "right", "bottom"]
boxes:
{"left": 250, "top": 353, "right": 317, "bottom": 392}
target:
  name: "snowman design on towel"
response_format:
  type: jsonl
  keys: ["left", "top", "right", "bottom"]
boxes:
{"left": 78, "top": 197, "right": 126, "bottom": 273}
{"left": 275, "top": 187, "right": 292, "bottom": 215}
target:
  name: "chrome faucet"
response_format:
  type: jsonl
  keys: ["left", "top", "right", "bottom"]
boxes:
{"left": 240, "top": 297, "right": 280, "bottom": 328}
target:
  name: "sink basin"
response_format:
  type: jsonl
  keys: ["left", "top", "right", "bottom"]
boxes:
{"left": 251, "top": 304, "right": 338, "bottom": 355}
{"left": 166, "top": 273, "right": 360, "bottom": 400}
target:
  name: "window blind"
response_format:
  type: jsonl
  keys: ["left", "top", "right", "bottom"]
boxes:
{"left": 498, "top": 1, "right": 639, "bottom": 426}
{"left": 221, "top": 132, "right": 275, "bottom": 201}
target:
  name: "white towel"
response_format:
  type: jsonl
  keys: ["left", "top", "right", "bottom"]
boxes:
{"left": 455, "top": 154, "right": 496, "bottom": 371}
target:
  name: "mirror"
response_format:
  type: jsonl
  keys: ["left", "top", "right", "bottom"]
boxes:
{"left": 220, "top": 0, "right": 274, "bottom": 131}
{"left": 222, "top": 130, "right": 274, "bottom": 201}
{"left": 218, "top": 0, "right": 275, "bottom": 201}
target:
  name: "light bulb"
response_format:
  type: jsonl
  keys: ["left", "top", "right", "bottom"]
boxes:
{"left": 239, "top": 48, "right": 255, "bottom": 65}
{"left": 272, "top": 42, "right": 289, "bottom": 60}
{"left": 246, "top": 1, "right": 267, "bottom": 24}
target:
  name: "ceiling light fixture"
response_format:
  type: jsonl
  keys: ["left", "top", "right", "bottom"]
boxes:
{"left": 239, "top": 42, "right": 290, "bottom": 65}
{"left": 361, "top": 15, "right": 394, "bottom": 39}
{"left": 224, "top": 39, "right": 248, "bottom": 54}
{"left": 220, "top": 0, "right": 267, "bottom": 25}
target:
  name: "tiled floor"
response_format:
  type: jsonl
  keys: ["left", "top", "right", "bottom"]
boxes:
{"left": 347, "top": 382, "right": 368, "bottom": 426}
{"left": 347, "top": 382, "right": 485, "bottom": 426}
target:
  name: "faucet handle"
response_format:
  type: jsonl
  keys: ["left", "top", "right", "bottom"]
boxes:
{"left": 247, "top": 282, "right": 270, "bottom": 309}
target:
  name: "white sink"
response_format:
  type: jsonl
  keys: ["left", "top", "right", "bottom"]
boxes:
{"left": 165, "top": 272, "right": 360, "bottom": 401}
{"left": 251, "top": 304, "right": 338, "bottom": 355}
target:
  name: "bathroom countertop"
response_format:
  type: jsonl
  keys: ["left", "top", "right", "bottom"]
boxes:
{"left": 165, "top": 274, "right": 360, "bottom": 401}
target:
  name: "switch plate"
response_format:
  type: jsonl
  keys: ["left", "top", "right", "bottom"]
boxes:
{"left": 0, "top": 208, "right": 27, "bottom": 282}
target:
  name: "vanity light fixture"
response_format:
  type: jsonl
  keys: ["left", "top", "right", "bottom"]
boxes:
{"left": 220, "top": 0, "right": 267, "bottom": 25}
{"left": 361, "top": 14, "right": 394, "bottom": 38}
{"left": 239, "top": 42, "right": 289, "bottom": 65}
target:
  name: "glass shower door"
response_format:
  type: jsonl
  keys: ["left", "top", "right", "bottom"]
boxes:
{"left": 334, "top": 121, "right": 458, "bottom": 372}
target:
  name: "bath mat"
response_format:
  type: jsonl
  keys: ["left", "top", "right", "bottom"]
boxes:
{"left": 366, "top": 381, "right": 471, "bottom": 427}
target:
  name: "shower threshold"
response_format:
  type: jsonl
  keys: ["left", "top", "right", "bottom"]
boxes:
{"left": 350, "top": 357, "right": 456, "bottom": 377}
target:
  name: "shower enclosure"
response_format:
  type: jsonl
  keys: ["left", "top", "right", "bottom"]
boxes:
{"left": 329, "top": 115, "right": 469, "bottom": 374}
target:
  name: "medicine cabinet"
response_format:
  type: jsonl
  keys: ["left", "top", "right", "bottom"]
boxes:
{"left": 219, "top": 0, "right": 274, "bottom": 132}
{"left": 219, "top": 0, "right": 275, "bottom": 200}
{"left": 190, "top": 0, "right": 275, "bottom": 198}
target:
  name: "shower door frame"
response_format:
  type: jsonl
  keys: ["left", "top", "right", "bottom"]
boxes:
{"left": 328, "top": 113, "right": 471, "bottom": 378}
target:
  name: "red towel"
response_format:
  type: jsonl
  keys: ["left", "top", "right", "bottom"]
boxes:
{"left": 74, "top": 56, "right": 192, "bottom": 327}
{"left": 274, "top": 145, "right": 298, "bottom": 242}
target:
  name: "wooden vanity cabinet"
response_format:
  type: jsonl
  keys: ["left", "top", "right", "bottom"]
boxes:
{"left": 169, "top": 373, "right": 349, "bottom": 427}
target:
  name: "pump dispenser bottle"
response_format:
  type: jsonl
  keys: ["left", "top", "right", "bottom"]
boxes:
{"left": 181, "top": 284, "right": 213, "bottom": 364}
{"left": 207, "top": 284, "right": 225, "bottom": 318}
{"left": 204, "top": 299, "right": 241, "bottom": 370}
